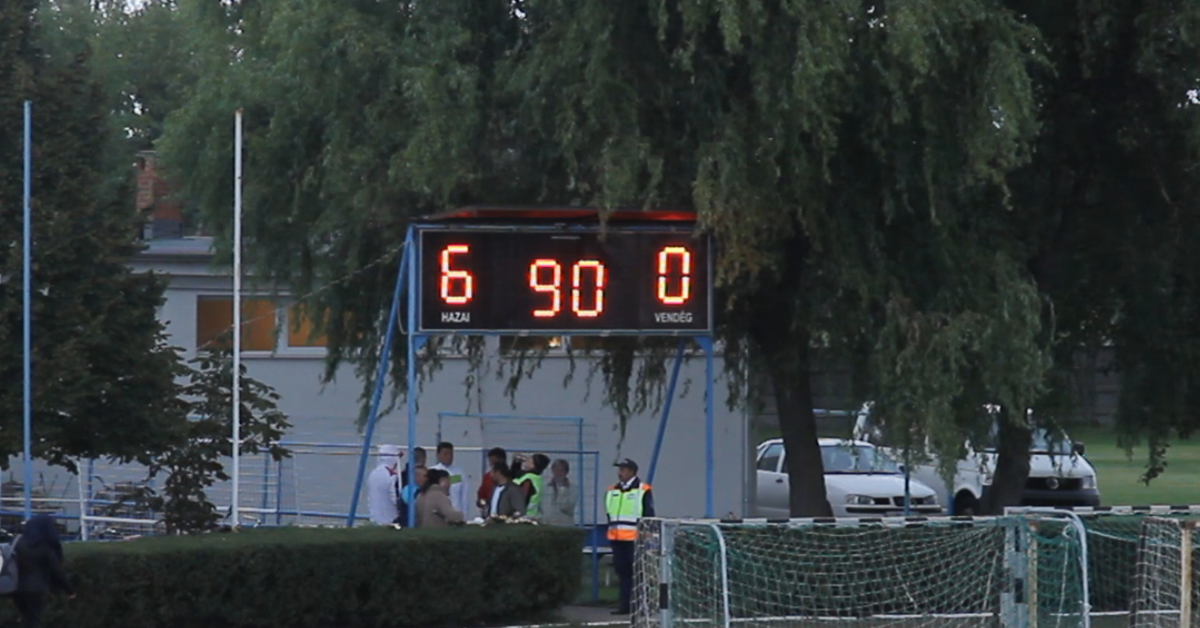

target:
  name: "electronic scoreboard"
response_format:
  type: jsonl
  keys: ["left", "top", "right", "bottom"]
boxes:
{"left": 417, "top": 227, "right": 712, "bottom": 334}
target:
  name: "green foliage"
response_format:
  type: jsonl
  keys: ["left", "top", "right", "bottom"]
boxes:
{"left": 1000, "top": 1, "right": 1200, "bottom": 482}
{"left": 0, "top": 0, "right": 185, "bottom": 470}
{"left": 150, "top": 0, "right": 1200, "bottom": 512}
{"left": 37, "top": 0, "right": 207, "bottom": 223}
{"left": 128, "top": 347, "right": 291, "bottom": 534}
{"left": 0, "top": 525, "right": 584, "bottom": 628}
{"left": 151, "top": 0, "right": 1055, "bottom": 515}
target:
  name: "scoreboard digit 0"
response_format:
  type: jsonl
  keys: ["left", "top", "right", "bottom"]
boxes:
{"left": 417, "top": 227, "right": 712, "bottom": 333}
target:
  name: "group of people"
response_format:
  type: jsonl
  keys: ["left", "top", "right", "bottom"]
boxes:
{"left": 367, "top": 442, "right": 655, "bottom": 617}
{"left": 367, "top": 441, "right": 579, "bottom": 528}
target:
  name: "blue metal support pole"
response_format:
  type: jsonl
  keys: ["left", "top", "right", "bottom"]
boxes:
{"left": 576, "top": 419, "right": 585, "bottom": 524}
{"left": 405, "top": 227, "right": 423, "bottom": 528}
{"left": 697, "top": 336, "right": 715, "bottom": 518}
{"left": 260, "top": 453, "right": 270, "bottom": 516}
{"left": 275, "top": 457, "right": 284, "bottom": 525}
{"left": 591, "top": 452, "right": 601, "bottom": 601}
{"left": 647, "top": 339, "right": 686, "bottom": 485}
{"left": 22, "top": 101, "right": 33, "bottom": 522}
{"left": 346, "top": 236, "right": 410, "bottom": 526}
{"left": 85, "top": 459, "right": 94, "bottom": 534}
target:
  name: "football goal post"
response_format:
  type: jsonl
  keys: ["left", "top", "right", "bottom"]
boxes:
{"left": 1129, "top": 517, "right": 1199, "bottom": 628}
{"left": 634, "top": 515, "right": 1089, "bottom": 628}
{"left": 1004, "top": 505, "right": 1200, "bottom": 621}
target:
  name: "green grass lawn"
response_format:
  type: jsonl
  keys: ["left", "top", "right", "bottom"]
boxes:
{"left": 1069, "top": 426, "right": 1200, "bottom": 506}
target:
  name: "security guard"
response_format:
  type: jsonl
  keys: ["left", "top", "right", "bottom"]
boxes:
{"left": 605, "top": 458, "right": 655, "bottom": 616}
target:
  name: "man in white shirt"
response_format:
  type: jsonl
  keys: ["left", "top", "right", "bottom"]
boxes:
{"left": 367, "top": 444, "right": 403, "bottom": 525}
{"left": 430, "top": 441, "right": 469, "bottom": 515}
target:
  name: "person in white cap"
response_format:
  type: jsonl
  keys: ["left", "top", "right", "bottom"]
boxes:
{"left": 368, "top": 444, "right": 403, "bottom": 525}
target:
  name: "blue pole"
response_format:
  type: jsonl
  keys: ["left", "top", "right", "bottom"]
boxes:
{"left": 345, "top": 236, "right": 409, "bottom": 526}
{"left": 647, "top": 339, "right": 686, "bottom": 484}
{"left": 405, "top": 227, "right": 422, "bottom": 528}
{"left": 576, "top": 419, "right": 584, "bottom": 524}
{"left": 698, "top": 336, "right": 714, "bottom": 518}
{"left": 85, "top": 459, "right": 94, "bottom": 534}
{"left": 591, "top": 451, "right": 601, "bottom": 601}
{"left": 275, "top": 457, "right": 284, "bottom": 525}
{"left": 22, "top": 100, "right": 33, "bottom": 522}
{"left": 260, "top": 453, "right": 270, "bottom": 515}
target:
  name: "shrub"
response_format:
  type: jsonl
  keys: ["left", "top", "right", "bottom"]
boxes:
{"left": 0, "top": 525, "right": 585, "bottom": 628}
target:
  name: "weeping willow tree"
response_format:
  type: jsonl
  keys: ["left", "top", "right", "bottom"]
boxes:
{"left": 157, "top": 0, "right": 1200, "bottom": 516}
{"left": 1002, "top": 0, "right": 1200, "bottom": 490}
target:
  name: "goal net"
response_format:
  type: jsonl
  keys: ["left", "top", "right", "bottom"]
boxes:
{"left": 634, "top": 516, "right": 1088, "bottom": 628}
{"left": 1129, "top": 516, "right": 1199, "bottom": 628}
{"left": 1005, "top": 505, "right": 1200, "bottom": 620}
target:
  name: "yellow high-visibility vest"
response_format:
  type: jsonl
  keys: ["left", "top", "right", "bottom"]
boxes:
{"left": 606, "top": 483, "right": 651, "bottom": 541}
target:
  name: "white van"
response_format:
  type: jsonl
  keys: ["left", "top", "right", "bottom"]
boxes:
{"left": 755, "top": 438, "right": 944, "bottom": 518}
{"left": 852, "top": 404, "right": 1100, "bottom": 515}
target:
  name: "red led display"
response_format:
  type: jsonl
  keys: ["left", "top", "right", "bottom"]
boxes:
{"left": 529, "top": 259, "right": 563, "bottom": 318}
{"left": 439, "top": 244, "right": 474, "bottom": 305}
{"left": 419, "top": 228, "right": 711, "bottom": 333}
{"left": 657, "top": 246, "right": 691, "bottom": 305}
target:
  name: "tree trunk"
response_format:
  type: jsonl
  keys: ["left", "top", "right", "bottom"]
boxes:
{"left": 764, "top": 329, "right": 833, "bottom": 518}
{"left": 980, "top": 413, "right": 1032, "bottom": 515}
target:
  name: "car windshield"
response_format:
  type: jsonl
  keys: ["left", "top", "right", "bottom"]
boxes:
{"left": 821, "top": 444, "right": 902, "bottom": 474}
{"left": 981, "top": 426, "right": 1073, "bottom": 454}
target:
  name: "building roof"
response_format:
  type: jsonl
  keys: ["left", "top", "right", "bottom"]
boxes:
{"left": 137, "top": 236, "right": 215, "bottom": 259}
{"left": 422, "top": 206, "right": 698, "bottom": 223}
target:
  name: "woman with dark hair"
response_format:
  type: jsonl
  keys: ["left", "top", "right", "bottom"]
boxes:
{"left": 516, "top": 453, "right": 552, "bottom": 519}
{"left": 415, "top": 469, "right": 465, "bottom": 528}
{"left": 12, "top": 514, "right": 74, "bottom": 628}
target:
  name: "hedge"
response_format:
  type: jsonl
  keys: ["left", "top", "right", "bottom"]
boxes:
{"left": 0, "top": 525, "right": 586, "bottom": 628}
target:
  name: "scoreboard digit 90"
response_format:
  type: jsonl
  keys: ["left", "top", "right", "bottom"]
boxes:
{"left": 417, "top": 227, "right": 712, "bottom": 333}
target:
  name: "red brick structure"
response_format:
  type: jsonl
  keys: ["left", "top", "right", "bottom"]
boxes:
{"left": 135, "top": 151, "right": 184, "bottom": 239}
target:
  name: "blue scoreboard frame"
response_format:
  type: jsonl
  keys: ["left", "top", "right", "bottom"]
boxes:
{"left": 349, "top": 207, "right": 720, "bottom": 533}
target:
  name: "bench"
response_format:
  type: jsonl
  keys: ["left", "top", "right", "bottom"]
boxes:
{"left": 583, "top": 524, "right": 614, "bottom": 588}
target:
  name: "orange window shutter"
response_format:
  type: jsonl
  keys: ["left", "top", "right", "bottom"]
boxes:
{"left": 240, "top": 299, "right": 277, "bottom": 351}
{"left": 196, "top": 297, "right": 234, "bottom": 350}
{"left": 287, "top": 304, "right": 328, "bottom": 347}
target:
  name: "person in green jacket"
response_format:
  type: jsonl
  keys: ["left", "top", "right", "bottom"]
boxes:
{"left": 515, "top": 453, "right": 551, "bottom": 518}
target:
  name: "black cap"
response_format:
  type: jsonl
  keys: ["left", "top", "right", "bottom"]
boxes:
{"left": 615, "top": 458, "right": 639, "bottom": 471}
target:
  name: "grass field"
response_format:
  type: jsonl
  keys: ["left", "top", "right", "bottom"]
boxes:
{"left": 1068, "top": 426, "right": 1200, "bottom": 505}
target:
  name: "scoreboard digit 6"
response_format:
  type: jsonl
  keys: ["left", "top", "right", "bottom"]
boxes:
{"left": 417, "top": 228, "right": 712, "bottom": 333}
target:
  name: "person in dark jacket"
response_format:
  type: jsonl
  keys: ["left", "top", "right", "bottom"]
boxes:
{"left": 486, "top": 463, "right": 527, "bottom": 518}
{"left": 12, "top": 514, "right": 74, "bottom": 628}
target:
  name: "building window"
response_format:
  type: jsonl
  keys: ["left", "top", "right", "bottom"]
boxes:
{"left": 195, "top": 297, "right": 278, "bottom": 352}
{"left": 286, "top": 304, "right": 328, "bottom": 348}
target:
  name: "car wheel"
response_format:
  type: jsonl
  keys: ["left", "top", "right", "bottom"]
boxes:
{"left": 953, "top": 492, "right": 979, "bottom": 516}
